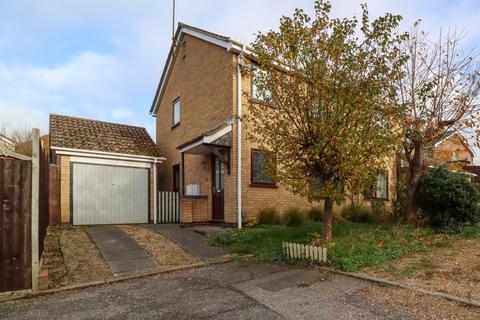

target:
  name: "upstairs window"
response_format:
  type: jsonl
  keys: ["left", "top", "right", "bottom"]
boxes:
{"left": 364, "top": 171, "right": 388, "bottom": 200}
{"left": 172, "top": 98, "right": 180, "bottom": 127}
{"left": 251, "top": 68, "right": 272, "bottom": 102}
{"left": 251, "top": 149, "right": 275, "bottom": 187}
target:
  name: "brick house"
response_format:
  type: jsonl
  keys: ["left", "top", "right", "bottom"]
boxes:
{"left": 150, "top": 23, "right": 396, "bottom": 226}
{"left": 425, "top": 131, "right": 475, "bottom": 166}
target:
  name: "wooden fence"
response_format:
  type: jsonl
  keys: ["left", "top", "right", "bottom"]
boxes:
{"left": 0, "top": 129, "right": 49, "bottom": 293}
{"left": 38, "top": 138, "right": 49, "bottom": 255}
{"left": 48, "top": 164, "right": 60, "bottom": 225}
{"left": 0, "top": 159, "right": 32, "bottom": 292}
{"left": 282, "top": 241, "right": 328, "bottom": 263}
{"left": 158, "top": 191, "right": 180, "bottom": 223}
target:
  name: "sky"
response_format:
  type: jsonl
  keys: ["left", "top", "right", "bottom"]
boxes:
{"left": 1, "top": 0, "right": 480, "bottom": 152}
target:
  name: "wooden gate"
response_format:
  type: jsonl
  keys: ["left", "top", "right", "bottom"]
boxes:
{"left": 0, "top": 159, "right": 32, "bottom": 292}
{"left": 158, "top": 191, "right": 180, "bottom": 223}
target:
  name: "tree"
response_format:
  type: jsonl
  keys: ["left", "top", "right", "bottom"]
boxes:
{"left": 397, "top": 25, "right": 480, "bottom": 222}
{"left": 0, "top": 122, "right": 33, "bottom": 144}
{"left": 243, "top": 0, "right": 407, "bottom": 240}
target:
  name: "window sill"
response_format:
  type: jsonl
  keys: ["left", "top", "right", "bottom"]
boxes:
{"left": 249, "top": 98, "right": 273, "bottom": 107}
{"left": 249, "top": 183, "right": 277, "bottom": 189}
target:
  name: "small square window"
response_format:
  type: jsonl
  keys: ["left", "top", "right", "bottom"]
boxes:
{"left": 172, "top": 99, "right": 180, "bottom": 127}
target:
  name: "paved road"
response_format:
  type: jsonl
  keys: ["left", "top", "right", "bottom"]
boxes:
{"left": 1, "top": 261, "right": 474, "bottom": 320}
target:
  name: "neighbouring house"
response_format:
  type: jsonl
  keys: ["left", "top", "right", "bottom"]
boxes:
{"left": 49, "top": 114, "right": 165, "bottom": 225}
{"left": 422, "top": 131, "right": 479, "bottom": 182}
{"left": 0, "top": 133, "right": 15, "bottom": 153}
{"left": 150, "top": 23, "right": 396, "bottom": 226}
{"left": 425, "top": 131, "right": 475, "bottom": 166}
{"left": 0, "top": 133, "right": 32, "bottom": 160}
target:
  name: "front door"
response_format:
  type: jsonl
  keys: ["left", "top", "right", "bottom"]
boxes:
{"left": 212, "top": 154, "right": 225, "bottom": 221}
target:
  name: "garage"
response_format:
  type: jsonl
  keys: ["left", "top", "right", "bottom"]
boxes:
{"left": 72, "top": 163, "right": 149, "bottom": 225}
{"left": 49, "top": 114, "right": 165, "bottom": 225}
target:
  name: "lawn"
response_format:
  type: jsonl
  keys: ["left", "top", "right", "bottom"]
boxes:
{"left": 212, "top": 221, "right": 440, "bottom": 272}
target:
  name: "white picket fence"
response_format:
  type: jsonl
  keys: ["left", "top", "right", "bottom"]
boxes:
{"left": 158, "top": 191, "right": 180, "bottom": 223}
{"left": 282, "top": 241, "right": 327, "bottom": 263}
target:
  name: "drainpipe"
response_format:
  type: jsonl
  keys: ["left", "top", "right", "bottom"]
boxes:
{"left": 237, "top": 46, "right": 245, "bottom": 229}
{"left": 153, "top": 159, "right": 158, "bottom": 224}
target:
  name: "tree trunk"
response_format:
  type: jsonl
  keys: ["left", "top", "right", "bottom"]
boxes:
{"left": 405, "top": 142, "right": 424, "bottom": 223}
{"left": 322, "top": 197, "right": 334, "bottom": 241}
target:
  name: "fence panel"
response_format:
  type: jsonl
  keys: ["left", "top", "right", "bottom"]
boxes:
{"left": 158, "top": 191, "right": 180, "bottom": 223}
{"left": 38, "top": 139, "right": 49, "bottom": 256}
{"left": 0, "top": 159, "right": 32, "bottom": 292}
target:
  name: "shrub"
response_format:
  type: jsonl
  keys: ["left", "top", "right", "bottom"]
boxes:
{"left": 461, "top": 225, "right": 480, "bottom": 239}
{"left": 341, "top": 203, "right": 377, "bottom": 223}
{"left": 282, "top": 207, "right": 306, "bottom": 227}
{"left": 258, "top": 208, "right": 281, "bottom": 225}
{"left": 307, "top": 207, "right": 324, "bottom": 222}
{"left": 418, "top": 166, "right": 480, "bottom": 231}
{"left": 245, "top": 216, "right": 259, "bottom": 227}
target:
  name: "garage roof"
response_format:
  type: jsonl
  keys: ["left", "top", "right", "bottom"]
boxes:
{"left": 49, "top": 114, "right": 164, "bottom": 158}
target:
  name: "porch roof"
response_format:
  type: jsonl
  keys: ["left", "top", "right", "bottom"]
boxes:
{"left": 178, "top": 121, "right": 233, "bottom": 155}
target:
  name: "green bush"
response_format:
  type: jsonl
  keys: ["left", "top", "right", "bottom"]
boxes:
{"left": 418, "top": 166, "right": 480, "bottom": 231}
{"left": 282, "top": 208, "right": 306, "bottom": 227}
{"left": 461, "top": 225, "right": 480, "bottom": 239}
{"left": 258, "top": 208, "right": 281, "bottom": 225}
{"left": 341, "top": 203, "right": 377, "bottom": 223}
{"left": 307, "top": 207, "right": 324, "bottom": 222}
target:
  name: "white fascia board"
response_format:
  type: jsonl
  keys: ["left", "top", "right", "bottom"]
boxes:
{"left": 204, "top": 124, "right": 232, "bottom": 143}
{"left": 179, "top": 140, "right": 203, "bottom": 154}
{"left": 52, "top": 147, "right": 165, "bottom": 162}
{"left": 70, "top": 156, "right": 153, "bottom": 169}
{"left": 433, "top": 132, "right": 455, "bottom": 147}
{"left": 0, "top": 150, "right": 31, "bottom": 160}
{"left": 151, "top": 27, "right": 253, "bottom": 116}
{"left": 181, "top": 28, "right": 231, "bottom": 49}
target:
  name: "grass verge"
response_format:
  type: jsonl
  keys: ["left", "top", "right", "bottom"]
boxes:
{"left": 212, "top": 221, "right": 439, "bottom": 272}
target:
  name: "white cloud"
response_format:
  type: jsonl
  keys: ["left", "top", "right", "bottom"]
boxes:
{"left": 0, "top": 100, "right": 48, "bottom": 133}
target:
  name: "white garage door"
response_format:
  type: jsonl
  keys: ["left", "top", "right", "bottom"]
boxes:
{"left": 72, "top": 162, "right": 149, "bottom": 225}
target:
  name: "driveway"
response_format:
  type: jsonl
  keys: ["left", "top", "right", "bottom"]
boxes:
{"left": 1, "top": 261, "right": 479, "bottom": 319}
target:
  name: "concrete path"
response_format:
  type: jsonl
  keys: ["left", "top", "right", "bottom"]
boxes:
{"left": 233, "top": 269, "right": 405, "bottom": 320}
{"left": 146, "top": 224, "right": 225, "bottom": 260}
{"left": 86, "top": 226, "right": 157, "bottom": 276}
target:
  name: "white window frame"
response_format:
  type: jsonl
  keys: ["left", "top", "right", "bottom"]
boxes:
{"left": 251, "top": 67, "right": 272, "bottom": 102}
{"left": 172, "top": 98, "right": 180, "bottom": 127}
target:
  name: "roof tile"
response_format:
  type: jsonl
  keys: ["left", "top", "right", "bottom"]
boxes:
{"left": 49, "top": 114, "right": 163, "bottom": 158}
